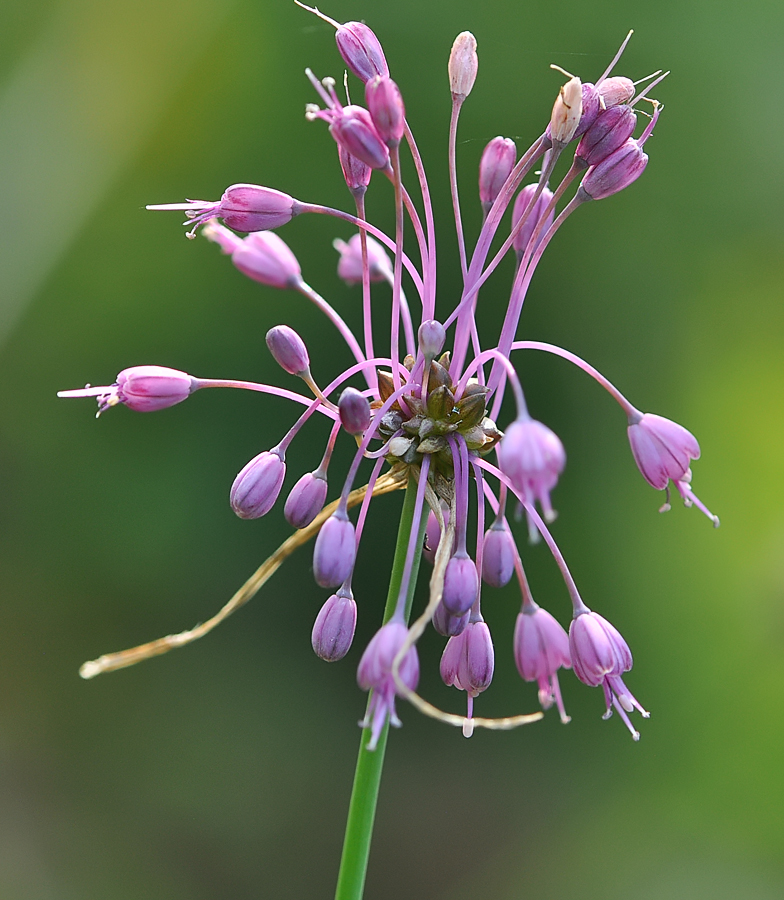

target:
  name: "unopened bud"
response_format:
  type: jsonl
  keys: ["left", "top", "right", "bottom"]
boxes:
{"left": 449, "top": 32, "right": 478, "bottom": 99}
{"left": 330, "top": 105, "right": 390, "bottom": 170}
{"left": 335, "top": 21, "right": 389, "bottom": 83}
{"left": 418, "top": 320, "right": 446, "bottom": 359}
{"left": 442, "top": 552, "right": 479, "bottom": 615}
{"left": 230, "top": 448, "right": 286, "bottom": 519}
{"left": 334, "top": 233, "right": 391, "bottom": 284}
{"left": 550, "top": 77, "right": 583, "bottom": 145}
{"left": 312, "top": 590, "right": 357, "bottom": 661}
{"left": 598, "top": 76, "right": 635, "bottom": 109}
{"left": 313, "top": 512, "right": 356, "bottom": 588}
{"left": 266, "top": 325, "right": 310, "bottom": 376}
{"left": 578, "top": 139, "right": 647, "bottom": 201}
{"left": 482, "top": 521, "right": 516, "bottom": 588}
{"left": 576, "top": 104, "right": 637, "bottom": 168}
{"left": 432, "top": 600, "right": 469, "bottom": 637}
{"left": 479, "top": 137, "right": 517, "bottom": 212}
{"left": 339, "top": 387, "right": 372, "bottom": 435}
{"left": 512, "top": 185, "right": 555, "bottom": 258}
{"left": 365, "top": 76, "right": 406, "bottom": 147}
{"left": 284, "top": 470, "right": 328, "bottom": 529}
{"left": 338, "top": 145, "right": 372, "bottom": 195}
{"left": 204, "top": 226, "right": 302, "bottom": 290}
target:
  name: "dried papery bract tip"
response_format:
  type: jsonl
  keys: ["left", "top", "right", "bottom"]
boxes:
{"left": 550, "top": 75, "right": 583, "bottom": 145}
{"left": 449, "top": 31, "right": 478, "bottom": 99}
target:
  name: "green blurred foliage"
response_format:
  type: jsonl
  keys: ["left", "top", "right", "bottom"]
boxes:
{"left": 1, "top": 0, "right": 782, "bottom": 897}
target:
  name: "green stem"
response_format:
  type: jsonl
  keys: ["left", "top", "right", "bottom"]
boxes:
{"left": 334, "top": 478, "right": 428, "bottom": 900}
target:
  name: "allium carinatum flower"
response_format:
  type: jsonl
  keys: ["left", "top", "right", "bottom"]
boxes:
{"left": 62, "top": 9, "right": 716, "bottom": 747}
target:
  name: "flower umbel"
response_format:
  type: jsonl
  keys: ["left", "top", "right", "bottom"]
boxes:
{"left": 62, "top": 11, "right": 716, "bottom": 758}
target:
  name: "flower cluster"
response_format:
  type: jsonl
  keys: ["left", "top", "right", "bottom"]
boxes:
{"left": 60, "top": 7, "right": 717, "bottom": 746}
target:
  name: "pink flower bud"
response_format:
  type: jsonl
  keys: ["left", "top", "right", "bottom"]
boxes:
{"left": 578, "top": 139, "right": 647, "bottom": 201}
{"left": 58, "top": 366, "right": 199, "bottom": 415}
{"left": 217, "top": 184, "right": 297, "bottom": 233}
{"left": 513, "top": 606, "right": 571, "bottom": 722}
{"left": 284, "top": 470, "right": 328, "bottom": 529}
{"left": 418, "top": 320, "right": 446, "bottom": 359}
{"left": 432, "top": 599, "right": 468, "bottom": 637}
{"left": 597, "top": 76, "right": 634, "bottom": 109}
{"left": 549, "top": 77, "right": 583, "bottom": 145}
{"left": 481, "top": 522, "right": 516, "bottom": 588}
{"left": 496, "top": 416, "right": 566, "bottom": 523}
{"left": 573, "top": 83, "right": 601, "bottom": 139}
{"left": 576, "top": 104, "right": 637, "bottom": 168}
{"left": 338, "top": 145, "right": 372, "bottom": 194}
{"left": 357, "top": 620, "right": 419, "bottom": 750}
{"left": 313, "top": 512, "right": 356, "bottom": 588}
{"left": 335, "top": 21, "right": 389, "bottom": 84}
{"left": 479, "top": 137, "right": 517, "bottom": 212}
{"left": 230, "top": 448, "right": 286, "bottom": 519}
{"left": 265, "top": 325, "right": 310, "bottom": 376}
{"left": 440, "top": 621, "right": 494, "bottom": 697}
{"left": 442, "top": 552, "right": 479, "bottom": 615}
{"left": 333, "top": 233, "right": 391, "bottom": 284}
{"left": 365, "top": 76, "right": 405, "bottom": 148}
{"left": 312, "top": 589, "right": 357, "bottom": 661}
{"left": 512, "top": 185, "right": 555, "bottom": 257}
{"left": 338, "top": 387, "right": 371, "bottom": 435}
{"left": 207, "top": 226, "right": 302, "bottom": 289}
{"left": 329, "top": 105, "right": 390, "bottom": 170}
{"left": 449, "top": 32, "right": 478, "bottom": 99}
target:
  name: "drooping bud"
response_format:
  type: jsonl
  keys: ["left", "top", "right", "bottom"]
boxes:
{"left": 230, "top": 448, "right": 286, "bottom": 519}
{"left": 333, "top": 233, "right": 391, "bottom": 284}
{"left": 313, "top": 511, "right": 356, "bottom": 588}
{"left": 284, "top": 470, "right": 328, "bottom": 529}
{"left": 338, "top": 145, "right": 372, "bottom": 195}
{"left": 432, "top": 600, "right": 469, "bottom": 637}
{"left": 576, "top": 104, "right": 637, "bottom": 168}
{"left": 418, "top": 320, "right": 446, "bottom": 360}
{"left": 357, "top": 620, "right": 419, "bottom": 750}
{"left": 365, "top": 76, "right": 406, "bottom": 148}
{"left": 479, "top": 137, "right": 517, "bottom": 213}
{"left": 203, "top": 226, "right": 302, "bottom": 289}
{"left": 335, "top": 21, "right": 389, "bottom": 83}
{"left": 58, "top": 365, "right": 200, "bottom": 416}
{"left": 449, "top": 32, "right": 478, "bottom": 99}
{"left": 265, "top": 325, "right": 310, "bottom": 376}
{"left": 511, "top": 185, "right": 555, "bottom": 258}
{"left": 513, "top": 605, "right": 571, "bottom": 722}
{"left": 329, "top": 106, "right": 390, "bottom": 170}
{"left": 569, "top": 609, "right": 649, "bottom": 740}
{"left": 312, "top": 589, "right": 357, "bottom": 661}
{"left": 578, "top": 139, "right": 647, "bottom": 201}
{"left": 597, "top": 76, "right": 635, "bottom": 109}
{"left": 549, "top": 77, "right": 583, "bottom": 145}
{"left": 339, "top": 387, "right": 372, "bottom": 435}
{"left": 440, "top": 621, "right": 495, "bottom": 697}
{"left": 441, "top": 552, "right": 479, "bottom": 615}
{"left": 481, "top": 521, "right": 516, "bottom": 588}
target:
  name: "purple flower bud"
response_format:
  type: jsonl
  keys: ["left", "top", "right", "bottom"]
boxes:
{"left": 330, "top": 105, "right": 390, "bottom": 171}
{"left": 573, "top": 83, "right": 601, "bottom": 139}
{"left": 312, "top": 590, "right": 357, "bottom": 661}
{"left": 335, "top": 21, "right": 389, "bottom": 84}
{"left": 442, "top": 552, "right": 479, "bottom": 615}
{"left": 208, "top": 226, "right": 301, "bottom": 289}
{"left": 230, "top": 448, "right": 286, "bottom": 519}
{"left": 284, "top": 471, "right": 328, "bottom": 529}
{"left": 578, "top": 139, "right": 647, "bottom": 201}
{"left": 481, "top": 521, "right": 516, "bottom": 588}
{"left": 439, "top": 621, "right": 494, "bottom": 697}
{"left": 59, "top": 365, "right": 199, "bottom": 416}
{"left": 365, "top": 76, "right": 405, "bottom": 147}
{"left": 217, "top": 184, "right": 297, "bottom": 232}
{"left": 496, "top": 416, "right": 566, "bottom": 523}
{"left": 265, "top": 325, "right": 310, "bottom": 376}
{"left": 576, "top": 104, "right": 637, "bottom": 168}
{"left": 549, "top": 77, "right": 583, "bottom": 145}
{"left": 423, "top": 505, "right": 450, "bottom": 565}
{"left": 357, "top": 621, "right": 419, "bottom": 750}
{"left": 338, "top": 145, "right": 372, "bottom": 194}
{"left": 512, "top": 185, "right": 555, "bottom": 257}
{"left": 418, "top": 320, "right": 446, "bottom": 359}
{"left": 513, "top": 606, "right": 571, "bottom": 721}
{"left": 334, "top": 234, "right": 390, "bottom": 284}
{"left": 449, "top": 32, "right": 478, "bottom": 99}
{"left": 313, "top": 511, "right": 356, "bottom": 588}
{"left": 339, "top": 387, "right": 372, "bottom": 435}
{"left": 432, "top": 600, "right": 468, "bottom": 637}
{"left": 597, "top": 76, "right": 634, "bottom": 109}
{"left": 569, "top": 609, "right": 648, "bottom": 739}
{"left": 479, "top": 137, "right": 517, "bottom": 212}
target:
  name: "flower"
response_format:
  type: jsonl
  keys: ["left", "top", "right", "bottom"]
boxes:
{"left": 62, "top": 12, "right": 713, "bottom": 751}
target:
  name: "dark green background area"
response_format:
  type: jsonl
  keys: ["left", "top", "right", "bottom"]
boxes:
{"left": 1, "top": 0, "right": 782, "bottom": 897}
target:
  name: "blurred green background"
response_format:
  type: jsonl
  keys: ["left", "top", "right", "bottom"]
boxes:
{"left": 1, "top": 0, "right": 782, "bottom": 897}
